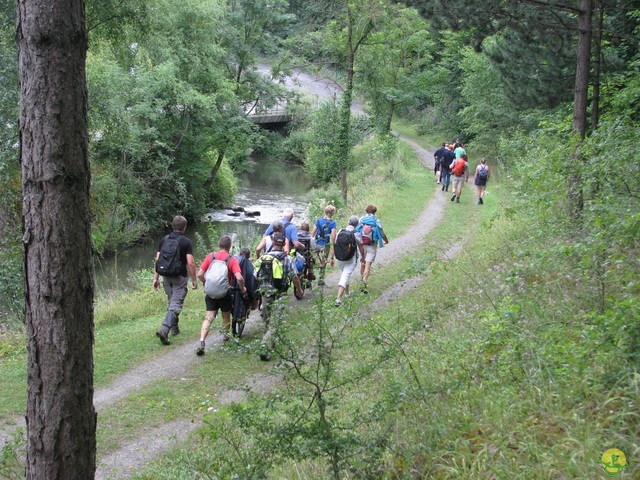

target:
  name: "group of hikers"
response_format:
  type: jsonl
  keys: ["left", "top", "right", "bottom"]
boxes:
{"left": 153, "top": 204, "right": 389, "bottom": 359}
{"left": 433, "top": 138, "right": 490, "bottom": 205}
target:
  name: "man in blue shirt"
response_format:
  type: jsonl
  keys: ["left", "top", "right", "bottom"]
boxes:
{"left": 263, "top": 207, "right": 306, "bottom": 254}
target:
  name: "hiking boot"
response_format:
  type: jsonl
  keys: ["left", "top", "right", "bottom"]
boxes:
{"left": 361, "top": 284, "right": 369, "bottom": 294}
{"left": 456, "top": 197, "right": 460, "bottom": 203}
{"left": 441, "top": 185, "right": 445, "bottom": 191}
{"left": 170, "top": 326, "right": 180, "bottom": 336}
{"left": 156, "top": 330, "right": 171, "bottom": 346}
{"left": 479, "top": 197, "right": 484, "bottom": 205}
{"left": 477, "top": 199, "right": 481, "bottom": 205}
{"left": 451, "top": 194, "right": 456, "bottom": 202}
{"left": 334, "top": 299, "right": 343, "bottom": 307}
{"left": 259, "top": 344, "right": 270, "bottom": 361}
{"left": 195, "top": 341, "right": 205, "bottom": 356}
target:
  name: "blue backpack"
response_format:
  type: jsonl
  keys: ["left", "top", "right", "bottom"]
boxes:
{"left": 315, "top": 218, "right": 333, "bottom": 247}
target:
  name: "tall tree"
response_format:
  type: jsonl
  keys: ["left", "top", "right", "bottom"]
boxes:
{"left": 17, "top": 0, "right": 96, "bottom": 478}
{"left": 357, "top": 5, "right": 433, "bottom": 134}
{"left": 323, "top": 0, "right": 383, "bottom": 200}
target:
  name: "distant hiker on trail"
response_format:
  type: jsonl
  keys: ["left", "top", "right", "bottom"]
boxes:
{"left": 311, "top": 204, "right": 337, "bottom": 286}
{"left": 256, "top": 220, "right": 287, "bottom": 258}
{"left": 154, "top": 215, "right": 197, "bottom": 346}
{"left": 263, "top": 207, "right": 305, "bottom": 254}
{"left": 454, "top": 138, "right": 466, "bottom": 159}
{"left": 440, "top": 143, "right": 455, "bottom": 193}
{"left": 333, "top": 215, "right": 365, "bottom": 307}
{"left": 357, "top": 204, "right": 389, "bottom": 294}
{"left": 434, "top": 142, "right": 447, "bottom": 184}
{"left": 195, "top": 235, "right": 245, "bottom": 356}
{"left": 450, "top": 154, "right": 470, "bottom": 203}
{"left": 474, "top": 158, "right": 490, "bottom": 205}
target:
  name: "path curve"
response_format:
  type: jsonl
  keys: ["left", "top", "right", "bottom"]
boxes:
{"left": 2, "top": 73, "right": 454, "bottom": 479}
{"left": 94, "top": 134, "right": 451, "bottom": 478}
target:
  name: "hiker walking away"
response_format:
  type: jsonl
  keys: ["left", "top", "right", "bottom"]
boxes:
{"left": 357, "top": 204, "right": 389, "bottom": 294}
{"left": 256, "top": 220, "right": 287, "bottom": 258}
{"left": 254, "top": 232, "right": 303, "bottom": 360}
{"left": 453, "top": 138, "right": 466, "bottom": 159}
{"left": 474, "top": 158, "right": 490, "bottom": 205}
{"left": 154, "top": 215, "right": 197, "bottom": 346}
{"left": 263, "top": 207, "right": 306, "bottom": 254}
{"left": 433, "top": 142, "right": 447, "bottom": 184}
{"left": 440, "top": 143, "right": 455, "bottom": 192}
{"left": 450, "top": 154, "right": 470, "bottom": 203}
{"left": 334, "top": 215, "right": 365, "bottom": 306}
{"left": 195, "top": 235, "right": 245, "bottom": 355}
{"left": 296, "top": 222, "right": 316, "bottom": 284}
{"left": 311, "top": 205, "right": 337, "bottom": 285}
{"left": 230, "top": 247, "right": 260, "bottom": 336}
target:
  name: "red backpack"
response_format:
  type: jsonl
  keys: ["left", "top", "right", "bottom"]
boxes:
{"left": 452, "top": 159, "right": 466, "bottom": 176}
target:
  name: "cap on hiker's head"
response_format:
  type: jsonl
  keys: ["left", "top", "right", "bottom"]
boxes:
{"left": 272, "top": 232, "right": 285, "bottom": 246}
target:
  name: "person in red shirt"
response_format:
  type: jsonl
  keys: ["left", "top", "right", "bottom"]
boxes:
{"left": 195, "top": 235, "right": 245, "bottom": 355}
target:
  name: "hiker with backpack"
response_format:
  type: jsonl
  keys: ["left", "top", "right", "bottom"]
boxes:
{"left": 450, "top": 154, "right": 470, "bottom": 203}
{"left": 311, "top": 204, "right": 337, "bottom": 286}
{"left": 333, "top": 216, "right": 365, "bottom": 307}
{"left": 230, "top": 247, "right": 260, "bottom": 338}
{"left": 255, "top": 220, "right": 288, "bottom": 258}
{"left": 263, "top": 207, "right": 306, "bottom": 254}
{"left": 440, "top": 143, "right": 455, "bottom": 193}
{"left": 153, "top": 215, "right": 198, "bottom": 346}
{"left": 474, "top": 158, "right": 490, "bottom": 205}
{"left": 433, "top": 142, "right": 447, "bottom": 184}
{"left": 195, "top": 235, "right": 246, "bottom": 355}
{"left": 254, "top": 232, "right": 303, "bottom": 360}
{"left": 295, "top": 222, "right": 316, "bottom": 288}
{"left": 356, "top": 204, "right": 389, "bottom": 294}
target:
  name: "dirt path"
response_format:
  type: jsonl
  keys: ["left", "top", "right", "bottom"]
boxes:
{"left": 90, "top": 136, "right": 458, "bottom": 478}
{"left": 1, "top": 73, "right": 455, "bottom": 478}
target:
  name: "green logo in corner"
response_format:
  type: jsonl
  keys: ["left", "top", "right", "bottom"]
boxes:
{"left": 599, "top": 448, "right": 634, "bottom": 477}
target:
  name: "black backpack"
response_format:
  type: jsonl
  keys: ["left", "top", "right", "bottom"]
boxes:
{"left": 256, "top": 251, "right": 289, "bottom": 294}
{"left": 155, "top": 235, "right": 183, "bottom": 276}
{"left": 478, "top": 165, "right": 488, "bottom": 181}
{"left": 334, "top": 228, "right": 357, "bottom": 261}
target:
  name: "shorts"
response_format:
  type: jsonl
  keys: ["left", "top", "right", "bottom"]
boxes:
{"left": 363, "top": 244, "right": 377, "bottom": 263}
{"left": 314, "top": 243, "right": 331, "bottom": 258}
{"left": 205, "top": 293, "right": 232, "bottom": 313}
{"left": 452, "top": 175, "right": 466, "bottom": 190}
{"left": 475, "top": 177, "right": 487, "bottom": 187}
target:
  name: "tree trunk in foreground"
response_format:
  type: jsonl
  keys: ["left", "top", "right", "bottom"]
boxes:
{"left": 17, "top": 0, "right": 97, "bottom": 477}
{"left": 569, "top": 0, "right": 592, "bottom": 218}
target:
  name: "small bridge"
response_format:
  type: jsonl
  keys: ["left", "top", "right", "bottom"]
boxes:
{"left": 248, "top": 101, "right": 293, "bottom": 125}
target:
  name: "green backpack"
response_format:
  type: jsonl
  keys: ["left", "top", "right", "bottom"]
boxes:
{"left": 255, "top": 252, "right": 289, "bottom": 294}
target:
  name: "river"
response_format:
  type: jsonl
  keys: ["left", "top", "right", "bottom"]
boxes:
{"left": 94, "top": 157, "right": 312, "bottom": 295}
